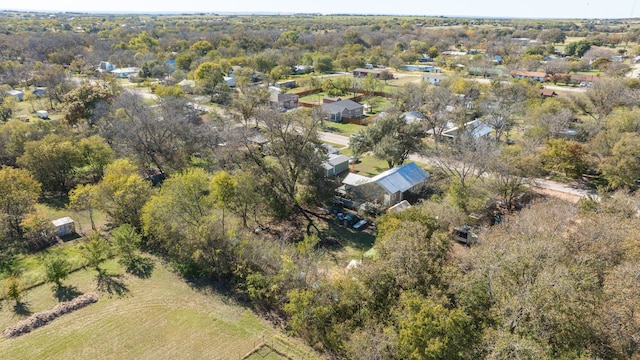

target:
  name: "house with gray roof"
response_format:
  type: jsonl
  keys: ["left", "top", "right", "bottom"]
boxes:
{"left": 340, "top": 162, "right": 429, "bottom": 207}
{"left": 322, "top": 154, "right": 350, "bottom": 177}
{"left": 441, "top": 119, "right": 493, "bottom": 140}
{"left": 270, "top": 93, "right": 299, "bottom": 111}
{"left": 321, "top": 100, "right": 364, "bottom": 122}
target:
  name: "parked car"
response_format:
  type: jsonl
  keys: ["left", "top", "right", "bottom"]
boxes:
{"left": 343, "top": 213, "right": 359, "bottom": 227}
{"left": 353, "top": 219, "right": 367, "bottom": 230}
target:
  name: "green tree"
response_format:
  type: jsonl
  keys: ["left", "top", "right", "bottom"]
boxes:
{"left": 4, "top": 275, "right": 22, "bottom": 305}
{"left": 141, "top": 167, "right": 228, "bottom": 277}
{"left": 0, "top": 96, "right": 17, "bottom": 121}
{"left": 93, "top": 159, "right": 152, "bottom": 229}
{"left": 139, "top": 60, "right": 170, "bottom": 79}
{"left": 600, "top": 133, "right": 640, "bottom": 189}
{"left": 189, "top": 40, "right": 214, "bottom": 56}
{"left": 194, "top": 62, "right": 224, "bottom": 101}
{"left": 68, "top": 184, "right": 98, "bottom": 231}
{"left": 323, "top": 77, "right": 351, "bottom": 97}
{"left": 127, "top": 31, "right": 158, "bottom": 52}
{"left": 22, "top": 91, "right": 37, "bottom": 113}
{"left": 0, "top": 166, "right": 41, "bottom": 239}
{"left": 246, "top": 109, "right": 327, "bottom": 228}
{"left": 542, "top": 138, "right": 588, "bottom": 178}
{"left": 175, "top": 51, "right": 196, "bottom": 72}
{"left": 362, "top": 110, "right": 424, "bottom": 168}
{"left": 110, "top": 223, "right": 144, "bottom": 272}
{"left": 110, "top": 224, "right": 142, "bottom": 258}
{"left": 0, "top": 119, "right": 49, "bottom": 166}
{"left": 231, "top": 171, "right": 263, "bottom": 228}
{"left": 210, "top": 170, "right": 236, "bottom": 234}
{"left": 78, "top": 135, "right": 114, "bottom": 181}
{"left": 278, "top": 30, "right": 300, "bottom": 46}
{"left": 81, "top": 231, "right": 110, "bottom": 272}
{"left": 17, "top": 134, "right": 83, "bottom": 192}
{"left": 62, "top": 82, "right": 113, "bottom": 126}
{"left": 396, "top": 293, "right": 474, "bottom": 360}
{"left": 43, "top": 255, "right": 71, "bottom": 288}
{"left": 362, "top": 74, "right": 382, "bottom": 98}
{"left": 313, "top": 55, "right": 334, "bottom": 73}
{"left": 141, "top": 167, "right": 212, "bottom": 255}
{"left": 20, "top": 211, "right": 56, "bottom": 251}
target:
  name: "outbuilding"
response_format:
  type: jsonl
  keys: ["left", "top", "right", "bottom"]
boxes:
{"left": 51, "top": 217, "right": 75, "bottom": 237}
{"left": 322, "top": 154, "right": 350, "bottom": 177}
{"left": 7, "top": 90, "right": 24, "bottom": 101}
{"left": 36, "top": 110, "right": 49, "bottom": 119}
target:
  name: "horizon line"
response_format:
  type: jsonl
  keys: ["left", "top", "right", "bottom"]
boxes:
{"left": 1, "top": 8, "right": 636, "bottom": 20}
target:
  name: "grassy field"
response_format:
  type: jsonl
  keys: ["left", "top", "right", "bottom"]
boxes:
{"left": 322, "top": 121, "right": 367, "bottom": 137}
{"left": 339, "top": 148, "right": 389, "bottom": 177}
{"left": 0, "top": 257, "right": 322, "bottom": 360}
{"left": 12, "top": 99, "right": 64, "bottom": 123}
{"left": 317, "top": 217, "right": 376, "bottom": 272}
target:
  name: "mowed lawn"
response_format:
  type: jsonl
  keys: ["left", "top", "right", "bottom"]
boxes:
{"left": 0, "top": 258, "right": 321, "bottom": 360}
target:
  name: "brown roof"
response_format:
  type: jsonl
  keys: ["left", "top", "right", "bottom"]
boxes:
{"left": 353, "top": 68, "right": 385, "bottom": 75}
{"left": 540, "top": 89, "right": 557, "bottom": 97}
{"left": 510, "top": 70, "right": 547, "bottom": 78}
{"left": 555, "top": 73, "right": 598, "bottom": 82}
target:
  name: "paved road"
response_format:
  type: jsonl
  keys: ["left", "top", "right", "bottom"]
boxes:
{"left": 319, "top": 131, "right": 350, "bottom": 146}
{"left": 111, "top": 78, "right": 600, "bottom": 201}
{"left": 541, "top": 84, "right": 587, "bottom": 93}
{"left": 470, "top": 77, "right": 587, "bottom": 93}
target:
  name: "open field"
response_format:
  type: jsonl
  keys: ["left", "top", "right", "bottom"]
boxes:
{"left": 322, "top": 122, "right": 367, "bottom": 137}
{"left": 0, "top": 257, "right": 321, "bottom": 360}
{"left": 12, "top": 99, "right": 63, "bottom": 123}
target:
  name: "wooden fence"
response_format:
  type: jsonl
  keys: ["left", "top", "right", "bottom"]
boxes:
{"left": 298, "top": 102, "right": 317, "bottom": 108}
{"left": 342, "top": 116, "right": 375, "bottom": 125}
{"left": 291, "top": 88, "right": 323, "bottom": 97}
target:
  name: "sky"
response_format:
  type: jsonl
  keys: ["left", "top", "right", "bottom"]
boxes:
{"left": 4, "top": 0, "right": 640, "bottom": 19}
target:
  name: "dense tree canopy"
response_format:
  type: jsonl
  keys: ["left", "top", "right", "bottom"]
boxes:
{"left": 0, "top": 166, "right": 41, "bottom": 239}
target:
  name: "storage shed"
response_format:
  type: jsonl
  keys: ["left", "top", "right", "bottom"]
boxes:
{"left": 52, "top": 217, "right": 75, "bottom": 237}
{"left": 322, "top": 154, "right": 350, "bottom": 177}
{"left": 36, "top": 110, "right": 49, "bottom": 119}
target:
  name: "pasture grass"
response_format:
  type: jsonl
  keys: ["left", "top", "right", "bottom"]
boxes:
{"left": 0, "top": 257, "right": 321, "bottom": 360}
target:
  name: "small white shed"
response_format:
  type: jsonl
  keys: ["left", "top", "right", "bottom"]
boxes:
{"left": 7, "top": 90, "right": 24, "bottom": 101}
{"left": 36, "top": 110, "right": 49, "bottom": 119}
{"left": 52, "top": 217, "right": 75, "bottom": 237}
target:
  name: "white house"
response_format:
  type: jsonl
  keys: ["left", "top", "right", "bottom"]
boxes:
{"left": 110, "top": 67, "right": 140, "bottom": 78}
{"left": 422, "top": 74, "right": 446, "bottom": 85}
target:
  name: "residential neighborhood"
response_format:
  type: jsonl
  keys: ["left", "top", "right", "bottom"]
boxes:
{"left": 1, "top": 7, "right": 640, "bottom": 360}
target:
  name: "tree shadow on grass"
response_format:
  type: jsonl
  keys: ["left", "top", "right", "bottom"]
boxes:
{"left": 96, "top": 271, "right": 130, "bottom": 298}
{"left": 13, "top": 301, "right": 32, "bottom": 316}
{"left": 0, "top": 252, "right": 19, "bottom": 276}
{"left": 54, "top": 284, "right": 83, "bottom": 302}
{"left": 123, "top": 256, "right": 155, "bottom": 279}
